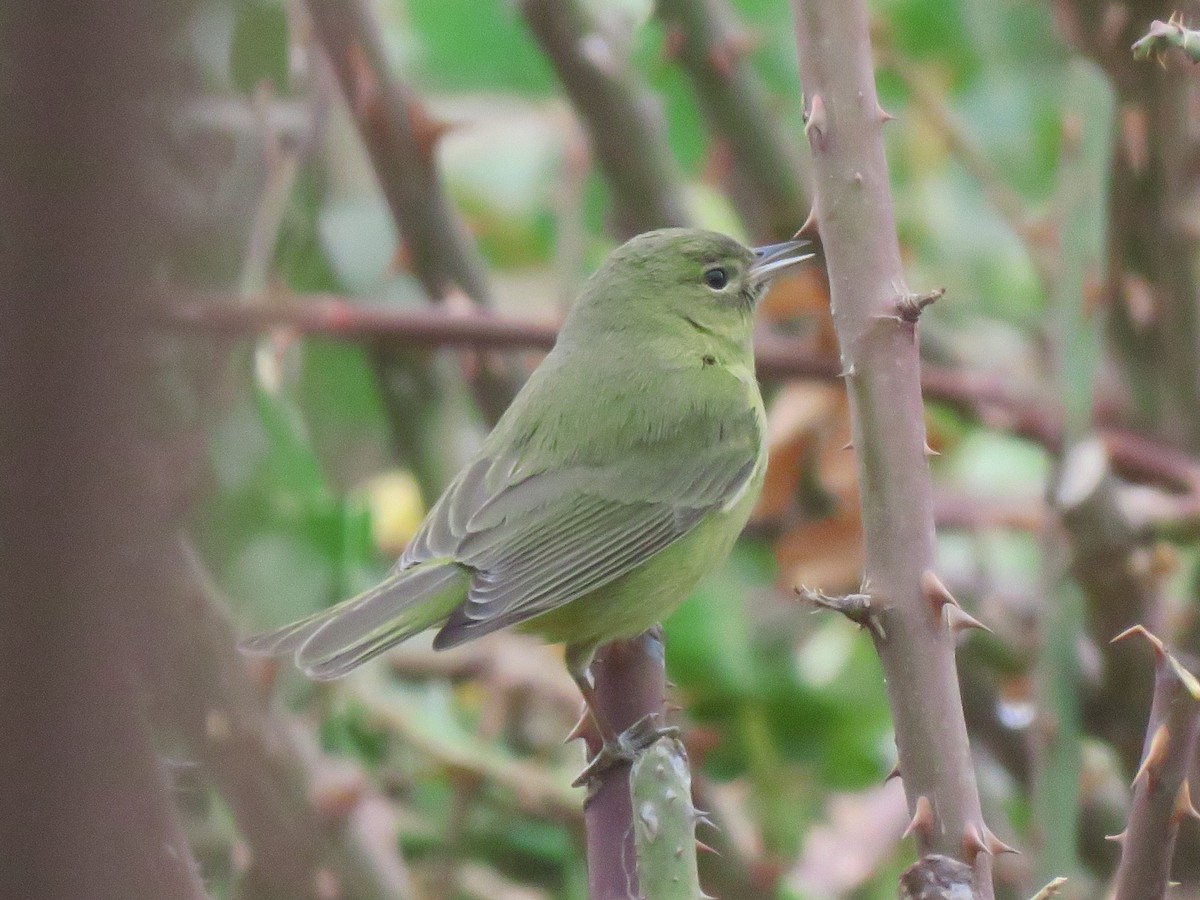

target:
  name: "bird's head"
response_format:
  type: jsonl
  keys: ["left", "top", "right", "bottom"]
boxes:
{"left": 561, "top": 228, "right": 811, "bottom": 354}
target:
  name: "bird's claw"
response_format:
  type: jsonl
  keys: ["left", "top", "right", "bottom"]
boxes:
{"left": 571, "top": 714, "right": 680, "bottom": 789}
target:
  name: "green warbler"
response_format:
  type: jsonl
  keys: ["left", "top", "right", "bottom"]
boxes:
{"left": 244, "top": 228, "right": 810, "bottom": 774}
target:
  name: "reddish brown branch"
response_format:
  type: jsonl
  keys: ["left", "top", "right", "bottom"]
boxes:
{"left": 579, "top": 631, "right": 669, "bottom": 900}
{"left": 169, "top": 296, "right": 1200, "bottom": 495}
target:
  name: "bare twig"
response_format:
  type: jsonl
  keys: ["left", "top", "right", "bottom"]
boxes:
{"left": 302, "top": 0, "right": 493, "bottom": 307}
{"left": 519, "top": 0, "right": 691, "bottom": 235}
{"left": 1109, "top": 627, "right": 1200, "bottom": 900}
{"left": 169, "top": 295, "right": 1200, "bottom": 494}
{"left": 301, "top": 0, "right": 518, "bottom": 426}
{"left": 790, "top": 0, "right": 995, "bottom": 893}
{"left": 657, "top": 0, "right": 810, "bottom": 238}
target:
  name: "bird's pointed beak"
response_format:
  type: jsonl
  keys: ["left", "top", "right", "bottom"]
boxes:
{"left": 747, "top": 239, "right": 812, "bottom": 287}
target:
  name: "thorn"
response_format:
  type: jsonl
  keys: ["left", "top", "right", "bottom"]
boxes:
{"left": 946, "top": 604, "right": 994, "bottom": 636}
{"left": 924, "top": 443, "right": 941, "bottom": 456}
{"left": 877, "top": 103, "right": 897, "bottom": 123}
{"left": 884, "top": 761, "right": 901, "bottom": 783}
{"left": 984, "top": 825, "right": 1020, "bottom": 856}
{"left": 962, "top": 822, "right": 991, "bottom": 863}
{"left": 920, "top": 569, "right": 960, "bottom": 613}
{"left": 1172, "top": 779, "right": 1200, "bottom": 825}
{"left": 837, "top": 364, "right": 856, "bottom": 379}
{"left": 793, "top": 206, "right": 819, "bottom": 240}
{"left": 841, "top": 440, "right": 854, "bottom": 451}
{"left": 694, "top": 813, "right": 717, "bottom": 831}
{"left": 564, "top": 709, "right": 593, "bottom": 744}
{"left": 406, "top": 97, "right": 456, "bottom": 162}
{"left": 804, "top": 93, "right": 828, "bottom": 150}
{"left": 1132, "top": 723, "right": 1170, "bottom": 789}
{"left": 1104, "top": 830, "right": 1126, "bottom": 845}
{"left": 902, "top": 795, "right": 934, "bottom": 842}
{"left": 1031, "top": 877, "right": 1069, "bottom": 900}
{"left": 695, "top": 838, "right": 720, "bottom": 856}
{"left": 1110, "top": 624, "right": 1166, "bottom": 660}
{"left": 895, "top": 287, "right": 945, "bottom": 323}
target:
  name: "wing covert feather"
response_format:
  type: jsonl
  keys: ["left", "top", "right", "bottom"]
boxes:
{"left": 399, "top": 357, "right": 762, "bottom": 642}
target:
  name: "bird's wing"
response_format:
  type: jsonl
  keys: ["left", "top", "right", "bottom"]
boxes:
{"left": 403, "top": 394, "right": 761, "bottom": 648}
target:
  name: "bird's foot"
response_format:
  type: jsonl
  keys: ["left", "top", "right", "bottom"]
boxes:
{"left": 571, "top": 714, "right": 680, "bottom": 789}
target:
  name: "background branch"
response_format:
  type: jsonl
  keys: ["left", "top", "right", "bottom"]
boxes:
{"left": 1110, "top": 629, "right": 1200, "bottom": 900}
{"left": 657, "top": 0, "right": 810, "bottom": 238}
{"left": 303, "top": 0, "right": 517, "bottom": 427}
{"left": 519, "top": 0, "right": 692, "bottom": 235}
{"left": 149, "top": 543, "right": 415, "bottom": 900}
{"left": 0, "top": 3, "right": 210, "bottom": 895}
{"left": 303, "top": 0, "right": 492, "bottom": 307}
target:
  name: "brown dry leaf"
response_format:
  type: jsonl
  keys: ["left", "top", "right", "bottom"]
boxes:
{"left": 755, "top": 381, "right": 842, "bottom": 521}
{"left": 774, "top": 509, "right": 864, "bottom": 593}
{"left": 758, "top": 267, "right": 836, "bottom": 354}
{"left": 756, "top": 376, "right": 863, "bottom": 593}
{"left": 789, "top": 780, "right": 909, "bottom": 897}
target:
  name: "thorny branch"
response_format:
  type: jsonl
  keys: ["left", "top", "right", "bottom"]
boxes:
{"left": 791, "top": 0, "right": 997, "bottom": 893}
{"left": 1109, "top": 627, "right": 1200, "bottom": 900}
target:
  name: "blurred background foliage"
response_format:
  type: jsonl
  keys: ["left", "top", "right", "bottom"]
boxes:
{"left": 166, "top": 0, "right": 1200, "bottom": 897}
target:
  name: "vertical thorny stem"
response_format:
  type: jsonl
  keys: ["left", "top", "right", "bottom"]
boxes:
{"left": 1110, "top": 628, "right": 1200, "bottom": 900}
{"left": 790, "top": 1, "right": 994, "bottom": 895}
{"left": 582, "top": 631, "right": 669, "bottom": 900}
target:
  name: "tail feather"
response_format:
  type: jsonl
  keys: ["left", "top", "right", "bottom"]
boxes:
{"left": 240, "top": 561, "right": 470, "bottom": 680}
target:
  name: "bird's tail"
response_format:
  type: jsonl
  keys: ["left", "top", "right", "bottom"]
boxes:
{"left": 240, "top": 561, "right": 470, "bottom": 680}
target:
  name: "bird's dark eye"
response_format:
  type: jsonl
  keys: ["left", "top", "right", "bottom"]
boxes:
{"left": 703, "top": 267, "right": 729, "bottom": 290}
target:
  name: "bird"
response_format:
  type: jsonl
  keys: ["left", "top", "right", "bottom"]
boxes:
{"left": 243, "top": 228, "right": 811, "bottom": 780}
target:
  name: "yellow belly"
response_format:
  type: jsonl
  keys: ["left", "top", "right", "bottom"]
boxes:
{"left": 519, "top": 458, "right": 765, "bottom": 650}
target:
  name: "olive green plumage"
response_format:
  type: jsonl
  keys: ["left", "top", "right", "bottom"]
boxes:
{"left": 244, "top": 228, "right": 808, "bottom": 689}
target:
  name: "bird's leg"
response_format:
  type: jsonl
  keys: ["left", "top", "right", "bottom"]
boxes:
{"left": 565, "top": 640, "right": 679, "bottom": 789}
